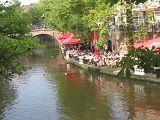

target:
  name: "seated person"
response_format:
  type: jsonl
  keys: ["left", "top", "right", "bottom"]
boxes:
{"left": 83, "top": 49, "right": 88, "bottom": 55}
{"left": 105, "top": 57, "right": 113, "bottom": 67}
{"left": 111, "top": 50, "right": 116, "bottom": 57}
{"left": 98, "top": 55, "right": 106, "bottom": 66}
{"left": 107, "top": 51, "right": 112, "bottom": 56}
{"left": 85, "top": 53, "right": 94, "bottom": 64}
{"left": 93, "top": 55, "right": 99, "bottom": 66}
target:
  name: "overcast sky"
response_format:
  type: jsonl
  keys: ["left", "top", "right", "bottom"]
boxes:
{"left": 1, "top": 0, "right": 39, "bottom": 5}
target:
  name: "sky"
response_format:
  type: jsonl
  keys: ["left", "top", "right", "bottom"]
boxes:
{"left": 19, "top": 0, "right": 39, "bottom": 5}
{"left": 1, "top": 0, "right": 39, "bottom": 5}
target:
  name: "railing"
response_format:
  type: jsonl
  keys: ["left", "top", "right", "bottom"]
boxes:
{"left": 31, "top": 25, "right": 51, "bottom": 31}
{"left": 107, "top": 24, "right": 160, "bottom": 33}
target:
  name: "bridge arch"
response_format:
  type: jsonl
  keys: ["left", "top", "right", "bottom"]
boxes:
{"left": 30, "top": 29, "right": 55, "bottom": 37}
{"left": 30, "top": 28, "right": 63, "bottom": 47}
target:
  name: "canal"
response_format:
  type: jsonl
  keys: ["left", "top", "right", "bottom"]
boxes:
{"left": 0, "top": 35, "right": 160, "bottom": 120}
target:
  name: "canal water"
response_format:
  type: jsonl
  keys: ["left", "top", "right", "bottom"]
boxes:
{"left": 1, "top": 35, "right": 160, "bottom": 120}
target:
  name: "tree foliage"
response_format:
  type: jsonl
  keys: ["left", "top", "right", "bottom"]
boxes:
{"left": 117, "top": 47, "right": 160, "bottom": 78}
{"left": 0, "top": 1, "right": 44, "bottom": 81}
{"left": 26, "top": 4, "right": 43, "bottom": 27}
{"left": 38, "top": 0, "right": 115, "bottom": 47}
{"left": 38, "top": 0, "right": 147, "bottom": 47}
{"left": 0, "top": 1, "right": 30, "bottom": 39}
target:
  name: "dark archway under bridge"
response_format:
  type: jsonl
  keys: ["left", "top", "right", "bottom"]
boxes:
{"left": 30, "top": 28, "right": 61, "bottom": 47}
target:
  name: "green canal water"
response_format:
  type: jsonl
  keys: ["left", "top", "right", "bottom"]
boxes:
{"left": 0, "top": 35, "right": 160, "bottom": 120}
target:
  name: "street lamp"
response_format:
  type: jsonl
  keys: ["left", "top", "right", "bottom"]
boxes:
{"left": 41, "top": 14, "right": 46, "bottom": 28}
{"left": 96, "top": 21, "right": 103, "bottom": 26}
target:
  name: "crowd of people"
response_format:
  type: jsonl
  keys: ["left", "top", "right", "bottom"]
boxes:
{"left": 62, "top": 44, "right": 124, "bottom": 68}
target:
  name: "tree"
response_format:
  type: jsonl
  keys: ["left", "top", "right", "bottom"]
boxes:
{"left": 82, "top": 0, "right": 114, "bottom": 48}
{"left": 117, "top": 47, "right": 160, "bottom": 79}
{"left": 0, "top": 1, "right": 43, "bottom": 81}
{"left": 38, "top": 0, "right": 94, "bottom": 43}
{"left": 26, "top": 3, "right": 43, "bottom": 27}
{"left": 38, "top": 0, "right": 115, "bottom": 47}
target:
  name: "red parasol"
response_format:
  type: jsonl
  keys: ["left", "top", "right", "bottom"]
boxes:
{"left": 58, "top": 32, "right": 74, "bottom": 40}
{"left": 94, "top": 29, "right": 98, "bottom": 42}
{"left": 133, "top": 42, "right": 144, "bottom": 49}
{"left": 93, "top": 29, "right": 100, "bottom": 56}
{"left": 62, "top": 36, "right": 80, "bottom": 45}
{"left": 134, "top": 37, "right": 160, "bottom": 50}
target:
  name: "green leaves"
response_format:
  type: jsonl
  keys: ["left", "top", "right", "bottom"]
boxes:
{"left": 117, "top": 67, "right": 125, "bottom": 77}
{"left": 0, "top": 2, "right": 31, "bottom": 39}
{"left": 0, "top": 34, "right": 44, "bottom": 81}
{"left": 117, "top": 47, "right": 160, "bottom": 78}
{"left": 117, "top": 51, "right": 136, "bottom": 78}
{"left": 0, "top": 35, "right": 24, "bottom": 80}
{"left": 0, "top": 2, "right": 44, "bottom": 81}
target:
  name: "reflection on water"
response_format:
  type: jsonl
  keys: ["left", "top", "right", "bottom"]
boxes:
{"left": 0, "top": 36, "right": 160, "bottom": 120}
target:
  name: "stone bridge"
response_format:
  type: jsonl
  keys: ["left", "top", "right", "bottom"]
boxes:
{"left": 30, "top": 28, "right": 62, "bottom": 47}
{"left": 30, "top": 28, "right": 55, "bottom": 37}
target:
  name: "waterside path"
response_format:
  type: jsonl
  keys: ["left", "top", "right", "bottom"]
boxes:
{"left": 64, "top": 57, "right": 160, "bottom": 84}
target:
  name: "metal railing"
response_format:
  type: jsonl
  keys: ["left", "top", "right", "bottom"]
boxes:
{"left": 31, "top": 25, "right": 51, "bottom": 30}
